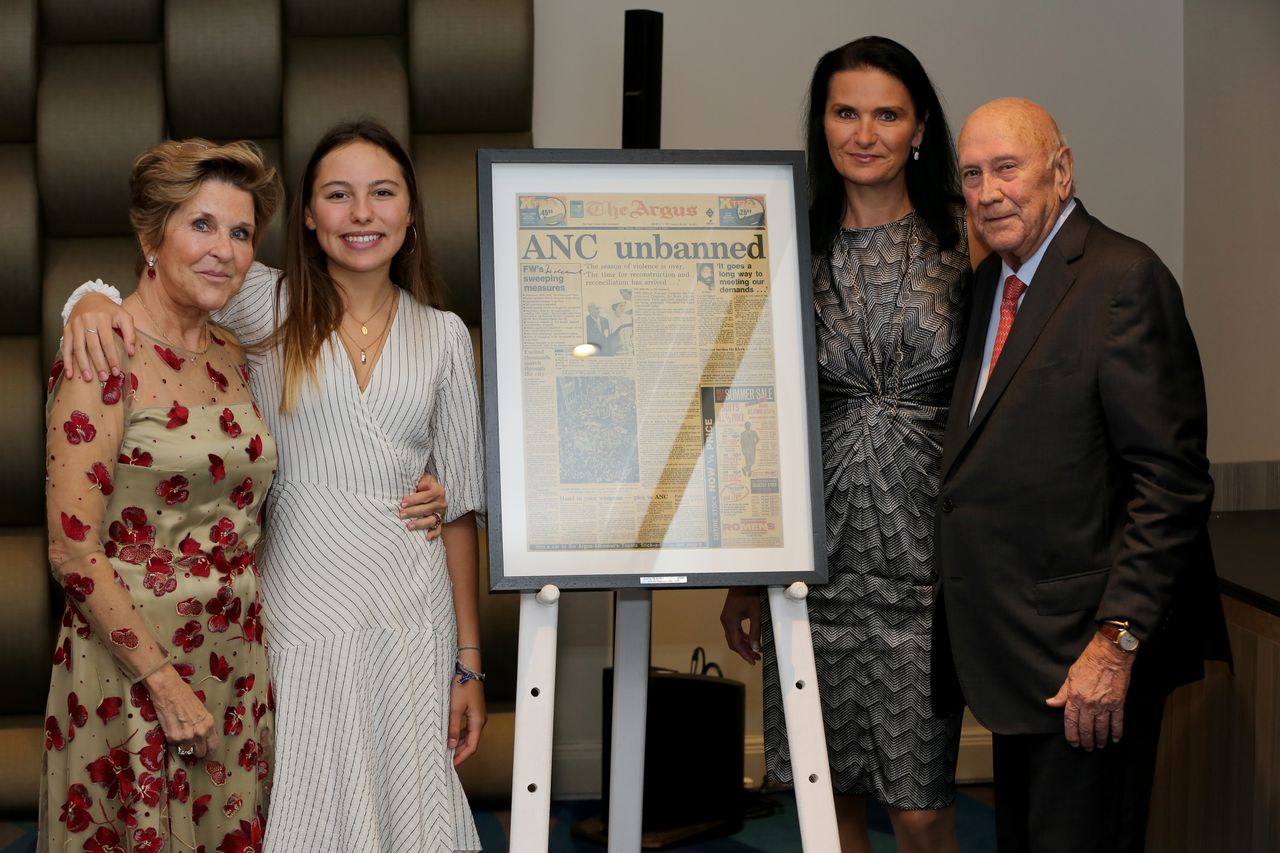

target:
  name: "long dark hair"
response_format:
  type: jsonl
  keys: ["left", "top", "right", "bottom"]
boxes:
{"left": 270, "top": 118, "right": 442, "bottom": 412}
{"left": 805, "top": 36, "right": 961, "bottom": 253}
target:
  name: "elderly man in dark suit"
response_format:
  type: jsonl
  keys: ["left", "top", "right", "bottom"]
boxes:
{"left": 932, "top": 98, "right": 1231, "bottom": 853}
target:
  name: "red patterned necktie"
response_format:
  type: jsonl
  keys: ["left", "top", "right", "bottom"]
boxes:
{"left": 988, "top": 274, "right": 1027, "bottom": 379}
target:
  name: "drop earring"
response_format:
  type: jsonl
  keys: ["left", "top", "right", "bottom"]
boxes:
{"left": 146, "top": 255, "right": 157, "bottom": 279}
{"left": 912, "top": 146, "right": 920, "bottom": 161}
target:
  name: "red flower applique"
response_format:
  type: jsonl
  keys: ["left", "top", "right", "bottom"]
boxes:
{"left": 101, "top": 373, "right": 125, "bottom": 405}
{"left": 176, "top": 596, "right": 202, "bottom": 616}
{"left": 59, "top": 783, "right": 93, "bottom": 833}
{"left": 219, "top": 408, "right": 242, "bottom": 437}
{"left": 169, "top": 768, "right": 190, "bottom": 803}
{"left": 118, "top": 447, "right": 154, "bottom": 467}
{"left": 142, "top": 553, "right": 177, "bottom": 597}
{"left": 154, "top": 344, "right": 184, "bottom": 371}
{"left": 237, "top": 363, "right": 250, "bottom": 385}
{"left": 86, "top": 461, "right": 115, "bottom": 495}
{"left": 206, "top": 586, "right": 242, "bottom": 633}
{"left": 174, "top": 661, "right": 196, "bottom": 682}
{"left": 209, "top": 517, "right": 239, "bottom": 549}
{"left": 48, "top": 359, "right": 65, "bottom": 394}
{"left": 206, "top": 760, "right": 228, "bottom": 786}
{"left": 223, "top": 792, "right": 244, "bottom": 817}
{"left": 62, "top": 572, "right": 95, "bottom": 602}
{"left": 207, "top": 362, "right": 229, "bottom": 393}
{"left": 107, "top": 506, "right": 156, "bottom": 562}
{"left": 252, "top": 400, "right": 262, "bottom": 419}
{"left": 166, "top": 401, "right": 189, "bottom": 429}
{"left": 243, "top": 598, "right": 263, "bottom": 644}
{"left": 234, "top": 673, "right": 255, "bottom": 697}
{"left": 136, "top": 771, "right": 163, "bottom": 806}
{"left": 211, "top": 330, "right": 226, "bottom": 346}
{"left": 246, "top": 434, "right": 263, "bottom": 462}
{"left": 131, "top": 826, "right": 165, "bottom": 853}
{"left": 109, "top": 628, "right": 139, "bottom": 649}
{"left": 156, "top": 474, "right": 190, "bottom": 506}
{"left": 252, "top": 699, "right": 268, "bottom": 726}
{"left": 209, "top": 453, "right": 226, "bottom": 483}
{"left": 230, "top": 477, "right": 254, "bottom": 509}
{"left": 223, "top": 702, "right": 245, "bottom": 737}
{"left": 45, "top": 715, "right": 66, "bottom": 751}
{"left": 96, "top": 696, "right": 122, "bottom": 723}
{"left": 84, "top": 825, "right": 122, "bottom": 853}
{"left": 216, "top": 815, "right": 264, "bottom": 853}
{"left": 60, "top": 513, "right": 91, "bottom": 543}
{"left": 138, "top": 726, "right": 167, "bottom": 772}
{"left": 193, "top": 793, "right": 213, "bottom": 825}
{"left": 63, "top": 410, "right": 96, "bottom": 444}
{"left": 209, "top": 653, "right": 233, "bottom": 682}
{"left": 172, "top": 620, "right": 205, "bottom": 654}
{"left": 53, "top": 636, "right": 73, "bottom": 671}
{"left": 130, "top": 683, "right": 158, "bottom": 722}
{"left": 237, "top": 739, "right": 259, "bottom": 772}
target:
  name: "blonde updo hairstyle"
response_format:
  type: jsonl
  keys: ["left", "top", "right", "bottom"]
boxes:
{"left": 128, "top": 138, "right": 284, "bottom": 275}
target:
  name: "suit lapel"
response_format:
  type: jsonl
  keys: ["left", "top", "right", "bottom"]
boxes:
{"left": 942, "top": 204, "right": 1092, "bottom": 480}
{"left": 940, "top": 256, "right": 998, "bottom": 479}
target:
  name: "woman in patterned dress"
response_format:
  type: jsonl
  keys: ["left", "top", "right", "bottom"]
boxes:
{"left": 41, "top": 140, "right": 283, "bottom": 851}
{"left": 721, "top": 37, "right": 977, "bottom": 853}
{"left": 61, "top": 120, "right": 486, "bottom": 852}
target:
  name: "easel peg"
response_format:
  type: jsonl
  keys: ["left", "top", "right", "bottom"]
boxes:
{"left": 785, "top": 581, "right": 809, "bottom": 600}
{"left": 536, "top": 584, "right": 561, "bottom": 605}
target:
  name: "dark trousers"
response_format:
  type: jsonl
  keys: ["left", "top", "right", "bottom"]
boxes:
{"left": 991, "top": 691, "right": 1166, "bottom": 853}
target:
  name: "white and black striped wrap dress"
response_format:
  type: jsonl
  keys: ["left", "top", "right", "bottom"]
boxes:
{"left": 760, "top": 211, "right": 969, "bottom": 810}
{"left": 215, "top": 262, "right": 485, "bottom": 851}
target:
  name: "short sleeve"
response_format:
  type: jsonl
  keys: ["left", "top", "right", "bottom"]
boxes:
{"left": 427, "top": 313, "right": 485, "bottom": 523}
{"left": 211, "top": 261, "right": 283, "bottom": 347}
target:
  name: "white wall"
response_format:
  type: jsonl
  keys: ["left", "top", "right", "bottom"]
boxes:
{"left": 532, "top": 0, "right": 1189, "bottom": 797}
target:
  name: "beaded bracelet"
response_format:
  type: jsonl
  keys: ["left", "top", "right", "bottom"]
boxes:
{"left": 454, "top": 660, "right": 486, "bottom": 685}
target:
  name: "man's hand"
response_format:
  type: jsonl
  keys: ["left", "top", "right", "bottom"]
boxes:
{"left": 1046, "top": 633, "right": 1135, "bottom": 750}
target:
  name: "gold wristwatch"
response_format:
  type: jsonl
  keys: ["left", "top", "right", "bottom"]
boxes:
{"left": 1098, "top": 619, "right": 1140, "bottom": 653}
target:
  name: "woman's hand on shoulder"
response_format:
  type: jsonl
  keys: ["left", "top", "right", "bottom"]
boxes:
{"left": 401, "top": 471, "right": 448, "bottom": 539}
{"left": 64, "top": 293, "right": 136, "bottom": 382}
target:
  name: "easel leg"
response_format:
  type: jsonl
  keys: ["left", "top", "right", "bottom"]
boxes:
{"left": 768, "top": 582, "right": 840, "bottom": 852}
{"left": 607, "top": 588, "right": 652, "bottom": 853}
{"left": 510, "top": 586, "right": 562, "bottom": 853}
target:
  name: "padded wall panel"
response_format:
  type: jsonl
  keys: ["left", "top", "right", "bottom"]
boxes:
{"left": 0, "top": 720, "right": 42, "bottom": 811}
{"left": 283, "top": 37, "right": 410, "bottom": 188}
{"left": 415, "top": 132, "right": 531, "bottom": 324}
{"left": 409, "top": 0, "right": 533, "bottom": 134}
{"left": 284, "top": 0, "right": 404, "bottom": 37}
{"left": 0, "top": 0, "right": 37, "bottom": 141}
{"left": 0, "top": 340, "right": 46, "bottom": 525}
{"left": 165, "top": 0, "right": 282, "bottom": 138}
{"left": 0, "top": 145, "right": 41, "bottom": 335}
{"left": 38, "top": 45, "right": 164, "bottom": 237}
{"left": 41, "top": 238, "right": 139, "bottom": 365}
{"left": 247, "top": 138, "right": 286, "bottom": 270}
{"left": 41, "top": 0, "right": 161, "bottom": 43}
{"left": 0, "top": 530, "right": 53, "bottom": 713}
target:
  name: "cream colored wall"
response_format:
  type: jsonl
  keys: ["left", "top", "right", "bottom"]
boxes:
{"left": 532, "top": 0, "right": 1188, "bottom": 797}
{"left": 1183, "top": 0, "right": 1280, "bottom": 464}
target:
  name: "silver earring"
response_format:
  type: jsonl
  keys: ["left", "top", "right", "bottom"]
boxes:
{"left": 146, "top": 255, "right": 157, "bottom": 279}
{"left": 406, "top": 224, "right": 418, "bottom": 255}
{"left": 912, "top": 146, "right": 920, "bottom": 161}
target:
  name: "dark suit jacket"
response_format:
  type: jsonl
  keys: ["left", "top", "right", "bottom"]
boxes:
{"left": 932, "top": 202, "right": 1231, "bottom": 735}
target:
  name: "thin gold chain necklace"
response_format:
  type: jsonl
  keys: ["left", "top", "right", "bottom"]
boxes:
{"left": 135, "top": 293, "right": 208, "bottom": 363}
{"left": 337, "top": 290, "right": 397, "bottom": 365}
{"left": 344, "top": 286, "right": 396, "bottom": 336}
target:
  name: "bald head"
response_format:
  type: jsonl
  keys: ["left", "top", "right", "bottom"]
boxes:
{"left": 958, "top": 98, "right": 1075, "bottom": 268}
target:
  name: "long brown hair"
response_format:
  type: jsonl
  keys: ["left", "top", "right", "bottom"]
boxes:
{"left": 270, "top": 119, "right": 442, "bottom": 412}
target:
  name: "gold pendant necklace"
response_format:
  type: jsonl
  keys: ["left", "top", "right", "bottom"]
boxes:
{"left": 348, "top": 287, "right": 396, "bottom": 337}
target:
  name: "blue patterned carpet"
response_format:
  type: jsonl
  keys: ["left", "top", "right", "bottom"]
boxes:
{"left": 4, "top": 789, "right": 995, "bottom": 851}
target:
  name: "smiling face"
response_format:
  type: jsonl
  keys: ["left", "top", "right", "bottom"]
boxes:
{"left": 958, "top": 100, "right": 1074, "bottom": 268}
{"left": 145, "top": 179, "right": 256, "bottom": 314}
{"left": 304, "top": 140, "right": 411, "bottom": 279}
{"left": 824, "top": 67, "right": 924, "bottom": 197}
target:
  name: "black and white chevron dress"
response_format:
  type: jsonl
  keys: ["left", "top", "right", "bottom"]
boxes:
{"left": 215, "top": 263, "right": 485, "bottom": 852}
{"left": 761, "top": 212, "right": 968, "bottom": 809}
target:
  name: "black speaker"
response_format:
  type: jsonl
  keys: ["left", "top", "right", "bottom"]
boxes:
{"left": 600, "top": 668, "right": 745, "bottom": 841}
{"left": 621, "top": 9, "right": 663, "bottom": 149}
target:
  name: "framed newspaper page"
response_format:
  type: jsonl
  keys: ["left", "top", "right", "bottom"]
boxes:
{"left": 479, "top": 149, "right": 825, "bottom": 591}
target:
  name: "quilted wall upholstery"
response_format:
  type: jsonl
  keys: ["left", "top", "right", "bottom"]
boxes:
{"left": 0, "top": 0, "right": 530, "bottom": 809}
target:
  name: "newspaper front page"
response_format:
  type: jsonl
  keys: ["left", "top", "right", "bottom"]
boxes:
{"left": 515, "top": 192, "right": 785, "bottom": 551}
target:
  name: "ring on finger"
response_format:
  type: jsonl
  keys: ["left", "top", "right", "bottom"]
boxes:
{"left": 424, "top": 511, "right": 443, "bottom": 530}
{"left": 177, "top": 744, "right": 195, "bottom": 756}
{"left": 86, "top": 329, "right": 99, "bottom": 335}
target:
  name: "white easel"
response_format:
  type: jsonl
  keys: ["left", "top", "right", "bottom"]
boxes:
{"left": 507, "top": 581, "right": 839, "bottom": 852}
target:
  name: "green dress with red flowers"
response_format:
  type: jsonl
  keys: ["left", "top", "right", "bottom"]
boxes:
{"left": 40, "top": 327, "right": 276, "bottom": 853}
